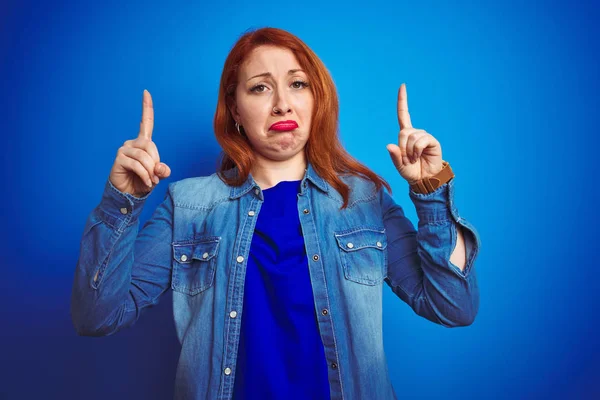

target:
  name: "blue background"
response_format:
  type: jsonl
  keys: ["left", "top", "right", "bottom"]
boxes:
{"left": 1, "top": 0, "right": 598, "bottom": 399}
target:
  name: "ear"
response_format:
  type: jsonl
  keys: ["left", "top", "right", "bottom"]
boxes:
{"left": 227, "top": 97, "right": 240, "bottom": 124}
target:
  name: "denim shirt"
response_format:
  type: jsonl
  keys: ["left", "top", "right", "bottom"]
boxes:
{"left": 70, "top": 162, "right": 481, "bottom": 400}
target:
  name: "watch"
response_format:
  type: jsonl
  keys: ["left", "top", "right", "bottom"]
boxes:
{"left": 409, "top": 161, "right": 454, "bottom": 194}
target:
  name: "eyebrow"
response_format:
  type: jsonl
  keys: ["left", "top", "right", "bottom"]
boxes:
{"left": 247, "top": 69, "right": 305, "bottom": 82}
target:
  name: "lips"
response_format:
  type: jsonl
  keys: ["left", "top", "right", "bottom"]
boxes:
{"left": 269, "top": 120, "right": 299, "bottom": 131}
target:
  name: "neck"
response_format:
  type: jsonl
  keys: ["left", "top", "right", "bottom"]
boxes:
{"left": 250, "top": 152, "right": 307, "bottom": 190}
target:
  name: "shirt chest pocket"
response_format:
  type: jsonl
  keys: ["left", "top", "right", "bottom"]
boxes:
{"left": 171, "top": 237, "right": 220, "bottom": 296}
{"left": 334, "top": 228, "right": 387, "bottom": 285}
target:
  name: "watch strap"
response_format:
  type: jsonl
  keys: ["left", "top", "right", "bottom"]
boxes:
{"left": 410, "top": 161, "right": 454, "bottom": 194}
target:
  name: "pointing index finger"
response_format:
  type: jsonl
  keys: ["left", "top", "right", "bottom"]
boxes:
{"left": 397, "top": 83, "right": 412, "bottom": 130}
{"left": 139, "top": 89, "right": 154, "bottom": 140}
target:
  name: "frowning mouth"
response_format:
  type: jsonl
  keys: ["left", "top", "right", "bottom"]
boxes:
{"left": 269, "top": 120, "right": 299, "bottom": 131}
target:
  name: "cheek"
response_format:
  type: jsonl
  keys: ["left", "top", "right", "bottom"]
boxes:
{"left": 297, "top": 96, "right": 314, "bottom": 121}
{"left": 239, "top": 103, "right": 268, "bottom": 128}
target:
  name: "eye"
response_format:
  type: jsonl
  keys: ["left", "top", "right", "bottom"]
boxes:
{"left": 250, "top": 84, "right": 267, "bottom": 93}
{"left": 292, "top": 80, "right": 309, "bottom": 89}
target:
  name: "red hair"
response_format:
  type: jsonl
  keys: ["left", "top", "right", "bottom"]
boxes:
{"left": 213, "top": 27, "right": 391, "bottom": 208}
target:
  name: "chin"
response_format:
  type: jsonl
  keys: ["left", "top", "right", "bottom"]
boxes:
{"left": 262, "top": 145, "right": 306, "bottom": 162}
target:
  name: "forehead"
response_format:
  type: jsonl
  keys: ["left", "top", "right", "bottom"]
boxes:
{"left": 240, "top": 45, "right": 302, "bottom": 78}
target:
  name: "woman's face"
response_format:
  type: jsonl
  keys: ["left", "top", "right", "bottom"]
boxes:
{"left": 230, "top": 45, "right": 314, "bottom": 162}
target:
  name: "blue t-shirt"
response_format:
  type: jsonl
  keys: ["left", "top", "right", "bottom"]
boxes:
{"left": 232, "top": 180, "right": 331, "bottom": 400}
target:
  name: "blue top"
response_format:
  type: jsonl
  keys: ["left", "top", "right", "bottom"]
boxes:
{"left": 232, "top": 180, "right": 331, "bottom": 400}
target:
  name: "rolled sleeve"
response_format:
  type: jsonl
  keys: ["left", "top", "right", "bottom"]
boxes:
{"left": 409, "top": 178, "right": 480, "bottom": 279}
{"left": 382, "top": 177, "right": 481, "bottom": 327}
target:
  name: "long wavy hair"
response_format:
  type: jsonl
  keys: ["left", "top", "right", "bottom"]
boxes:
{"left": 213, "top": 27, "right": 391, "bottom": 208}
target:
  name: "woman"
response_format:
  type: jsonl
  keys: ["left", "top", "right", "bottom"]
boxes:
{"left": 71, "top": 27, "right": 480, "bottom": 400}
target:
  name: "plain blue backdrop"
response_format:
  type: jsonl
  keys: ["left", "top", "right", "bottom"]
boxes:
{"left": 1, "top": 0, "right": 598, "bottom": 399}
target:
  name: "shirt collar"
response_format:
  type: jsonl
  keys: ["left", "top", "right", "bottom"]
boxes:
{"left": 228, "top": 162, "right": 329, "bottom": 200}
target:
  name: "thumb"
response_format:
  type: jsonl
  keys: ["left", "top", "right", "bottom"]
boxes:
{"left": 386, "top": 144, "right": 403, "bottom": 170}
{"left": 155, "top": 162, "right": 171, "bottom": 178}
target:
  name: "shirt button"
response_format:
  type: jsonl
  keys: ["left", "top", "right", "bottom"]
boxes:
{"left": 321, "top": 309, "right": 328, "bottom": 315}
{"left": 312, "top": 254, "right": 319, "bottom": 261}
{"left": 331, "top": 363, "right": 338, "bottom": 369}
{"left": 120, "top": 207, "right": 128, "bottom": 215}
{"left": 237, "top": 256, "right": 244, "bottom": 263}
{"left": 230, "top": 311, "right": 237, "bottom": 318}
{"left": 202, "top": 252, "right": 209, "bottom": 259}
{"left": 303, "top": 209, "right": 309, "bottom": 214}
{"left": 248, "top": 210, "right": 255, "bottom": 216}
{"left": 180, "top": 254, "right": 188, "bottom": 262}
{"left": 254, "top": 188, "right": 259, "bottom": 195}
{"left": 346, "top": 243, "right": 354, "bottom": 249}
{"left": 224, "top": 367, "right": 232, "bottom": 375}
{"left": 376, "top": 241, "right": 382, "bottom": 248}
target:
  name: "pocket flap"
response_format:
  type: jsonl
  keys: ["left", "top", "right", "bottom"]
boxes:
{"left": 334, "top": 228, "right": 387, "bottom": 252}
{"left": 173, "top": 238, "right": 220, "bottom": 263}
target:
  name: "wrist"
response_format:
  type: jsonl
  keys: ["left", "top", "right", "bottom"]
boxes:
{"left": 409, "top": 161, "right": 454, "bottom": 194}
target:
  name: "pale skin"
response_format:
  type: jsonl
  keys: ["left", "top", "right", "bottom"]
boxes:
{"left": 228, "top": 45, "right": 313, "bottom": 189}
{"left": 109, "top": 90, "right": 171, "bottom": 197}
{"left": 110, "top": 47, "right": 465, "bottom": 271}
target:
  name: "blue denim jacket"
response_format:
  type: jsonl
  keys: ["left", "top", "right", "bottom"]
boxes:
{"left": 71, "top": 162, "right": 480, "bottom": 400}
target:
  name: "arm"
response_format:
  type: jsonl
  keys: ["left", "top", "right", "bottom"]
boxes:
{"left": 450, "top": 224, "right": 467, "bottom": 272}
{"left": 70, "top": 179, "right": 174, "bottom": 336}
{"left": 381, "top": 178, "right": 480, "bottom": 327}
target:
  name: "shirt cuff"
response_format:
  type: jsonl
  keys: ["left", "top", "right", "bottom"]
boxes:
{"left": 409, "top": 178, "right": 460, "bottom": 224}
{"left": 96, "top": 179, "right": 152, "bottom": 230}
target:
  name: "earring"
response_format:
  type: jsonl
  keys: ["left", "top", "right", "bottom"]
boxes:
{"left": 235, "top": 121, "right": 241, "bottom": 134}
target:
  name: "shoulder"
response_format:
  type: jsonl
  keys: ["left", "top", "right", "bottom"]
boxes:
{"left": 333, "top": 174, "right": 381, "bottom": 207}
{"left": 167, "top": 172, "right": 231, "bottom": 209}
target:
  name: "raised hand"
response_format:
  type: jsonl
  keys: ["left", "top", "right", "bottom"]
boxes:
{"left": 386, "top": 83, "right": 443, "bottom": 184}
{"left": 109, "top": 90, "right": 171, "bottom": 197}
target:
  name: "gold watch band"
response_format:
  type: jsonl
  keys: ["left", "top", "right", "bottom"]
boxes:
{"left": 410, "top": 161, "right": 454, "bottom": 194}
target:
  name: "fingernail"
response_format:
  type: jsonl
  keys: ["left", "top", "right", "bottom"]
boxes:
{"left": 157, "top": 164, "right": 164, "bottom": 174}
{"left": 147, "top": 179, "right": 153, "bottom": 187}
{"left": 153, "top": 175, "right": 159, "bottom": 184}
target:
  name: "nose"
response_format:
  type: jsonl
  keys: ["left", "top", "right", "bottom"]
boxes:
{"left": 272, "top": 86, "right": 292, "bottom": 115}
